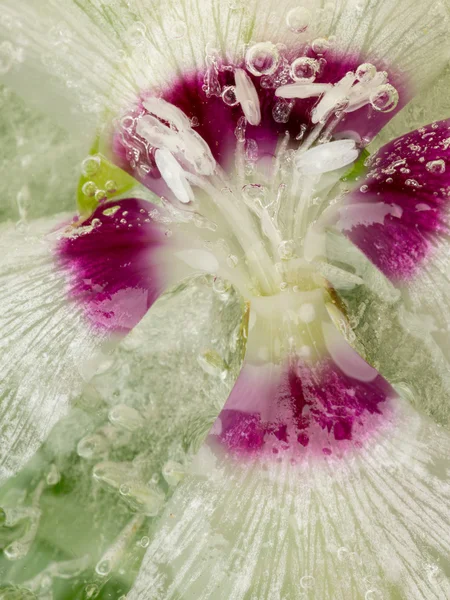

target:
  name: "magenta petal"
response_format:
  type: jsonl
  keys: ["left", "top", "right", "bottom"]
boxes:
{"left": 57, "top": 199, "right": 167, "bottom": 334}
{"left": 210, "top": 357, "right": 395, "bottom": 459}
{"left": 112, "top": 49, "right": 405, "bottom": 196}
{"left": 341, "top": 119, "right": 450, "bottom": 281}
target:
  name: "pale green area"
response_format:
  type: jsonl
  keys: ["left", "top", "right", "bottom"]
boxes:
{"left": 0, "top": 277, "right": 247, "bottom": 598}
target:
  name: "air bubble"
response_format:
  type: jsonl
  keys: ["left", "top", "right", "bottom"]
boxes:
{"left": 360, "top": 185, "right": 368, "bottom": 193}
{"left": 311, "top": 38, "right": 330, "bottom": 54}
{"left": 103, "top": 205, "right": 120, "bottom": 217}
{"left": 162, "top": 460, "right": 185, "bottom": 487}
{"left": 126, "top": 22, "right": 147, "bottom": 47}
{"left": 337, "top": 546, "right": 349, "bottom": 561}
{"left": 95, "top": 559, "right": 112, "bottom": 577}
{"left": 300, "top": 575, "right": 315, "bottom": 589}
{"left": 278, "top": 240, "right": 295, "bottom": 260}
{"left": 82, "top": 181, "right": 97, "bottom": 197}
{"left": 77, "top": 434, "right": 108, "bottom": 460}
{"left": 222, "top": 85, "right": 239, "bottom": 106}
{"left": 286, "top": 7, "right": 311, "bottom": 33}
{"left": 245, "top": 42, "right": 280, "bottom": 77}
{"left": 95, "top": 189, "right": 107, "bottom": 203}
{"left": 140, "top": 536, "right": 150, "bottom": 548}
{"left": 169, "top": 21, "right": 187, "bottom": 39}
{"left": 272, "top": 99, "right": 293, "bottom": 123}
{"left": 405, "top": 179, "right": 420, "bottom": 188}
{"left": 290, "top": 57, "right": 320, "bottom": 82}
{"left": 356, "top": 63, "right": 377, "bottom": 83}
{"left": 105, "top": 180, "right": 118, "bottom": 194}
{"left": 369, "top": 84, "right": 399, "bottom": 113}
{"left": 85, "top": 584, "right": 99, "bottom": 599}
{"left": 227, "top": 254, "right": 239, "bottom": 268}
{"left": 120, "top": 484, "right": 130, "bottom": 496}
{"left": 213, "top": 278, "right": 232, "bottom": 294}
{"left": 81, "top": 156, "right": 101, "bottom": 177}
{"left": 426, "top": 159, "right": 445, "bottom": 174}
{"left": 245, "top": 138, "right": 259, "bottom": 161}
{"left": 46, "top": 464, "right": 60, "bottom": 486}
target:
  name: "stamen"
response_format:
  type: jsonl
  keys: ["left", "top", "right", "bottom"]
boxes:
{"left": 234, "top": 68, "right": 261, "bottom": 126}
{"left": 154, "top": 148, "right": 194, "bottom": 204}
{"left": 295, "top": 140, "right": 359, "bottom": 174}
{"left": 275, "top": 82, "right": 332, "bottom": 99}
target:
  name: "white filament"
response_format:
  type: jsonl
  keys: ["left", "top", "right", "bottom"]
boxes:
{"left": 312, "top": 73, "right": 356, "bottom": 124}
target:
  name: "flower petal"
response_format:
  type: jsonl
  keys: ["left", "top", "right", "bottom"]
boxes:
{"left": 1, "top": 0, "right": 449, "bottom": 136}
{"left": 129, "top": 378, "right": 450, "bottom": 600}
{"left": 0, "top": 197, "right": 226, "bottom": 482}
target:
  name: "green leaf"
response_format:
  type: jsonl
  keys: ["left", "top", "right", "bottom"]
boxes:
{"left": 77, "top": 142, "right": 139, "bottom": 217}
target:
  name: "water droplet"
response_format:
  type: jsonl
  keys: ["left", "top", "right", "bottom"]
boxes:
{"left": 222, "top": 85, "right": 239, "bottom": 106}
{"left": 245, "top": 42, "right": 280, "bottom": 77}
{"left": 311, "top": 38, "right": 330, "bottom": 54}
{"left": 272, "top": 99, "right": 294, "bottom": 123}
{"left": 81, "top": 156, "right": 101, "bottom": 177}
{"left": 95, "top": 189, "right": 107, "bottom": 202}
{"left": 278, "top": 240, "right": 295, "bottom": 260}
{"left": 140, "top": 536, "right": 150, "bottom": 548}
{"left": 426, "top": 159, "right": 445, "bottom": 174}
{"left": 300, "top": 575, "right": 315, "bottom": 589}
{"left": 369, "top": 84, "right": 399, "bottom": 113}
{"left": 356, "top": 63, "right": 377, "bottom": 83}
{"left": 0, "top": 41, "right": 14, "bottom": 75}
{"left": 286, "top": 7, "right": 311, "bottom": 33}
{"left": 290, "top": 57, "right": 320, "bottom": 82}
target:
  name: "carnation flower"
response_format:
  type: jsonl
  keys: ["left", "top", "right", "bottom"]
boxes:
{"left": 1, "top": 0, "right": 450, "bottom": 598}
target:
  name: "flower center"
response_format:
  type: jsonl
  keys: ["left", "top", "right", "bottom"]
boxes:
{"left": 107, "top": 41, "right": 402, "bottom": 298}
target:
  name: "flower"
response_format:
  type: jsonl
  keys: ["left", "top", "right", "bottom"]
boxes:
{"left": 1, "top": 0, "right": 450, "bottom": 599}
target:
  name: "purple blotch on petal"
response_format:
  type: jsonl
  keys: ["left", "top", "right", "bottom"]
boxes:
{"left": 211, "top": 357, "right": 394, "bottom": 457}
{"left": 57, "top": 198, "right": 167, "bottom": 333}
{"left": 112, "top": 48, "right": 405, "bottom": 195}
{"left": 343, "top": 119, "right": 450, "bottom": 281}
